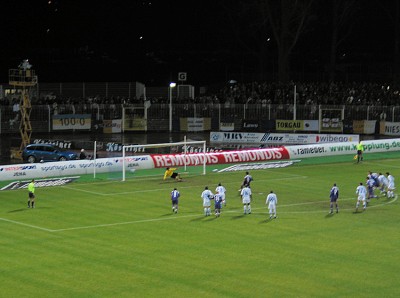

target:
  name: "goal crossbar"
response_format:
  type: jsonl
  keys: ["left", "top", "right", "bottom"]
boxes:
{"left": 122, "top": 140, "right": 207, "bottom": 181}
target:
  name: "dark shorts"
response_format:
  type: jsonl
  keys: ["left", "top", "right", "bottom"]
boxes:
{"left": 330, "top": 197, "right": 338, "bottom": 202}
{"left": 29, "top": 192, "right": 35, "bottom": 199}
{"left": 171, "top": 173, "right": 178, "bottom": 179}
{"left": 357, "top": 150, "right": 362, "bottom": 155}
{"left": 171, "top": 199, "right": 178, "bottom": 205}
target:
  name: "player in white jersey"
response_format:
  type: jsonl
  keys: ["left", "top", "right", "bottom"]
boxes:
{"left": 355, "top": 182, "right": 367, "bottom": 212}
{"left": 215, "top": 183, "right": 226, "bottom": 206}
{"left": 377, "top": 173, "right": 388, "bottom": 195}
{"left": 266, "top": 190, "right": 278, "bottom": 219}
{"left": 386, "top": 172, "right": 396, "bottom": 198}
{"left": 201, "top": 186, "right": 214, "bottom": 216}
{"left": 240, "top": 184, "right": 252, "bottom": 214}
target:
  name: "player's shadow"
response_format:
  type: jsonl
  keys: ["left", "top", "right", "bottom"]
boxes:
{"left": 325, "top": 213, "right": 335, "bottom": 218}
{"left": 231, "top": 214, "right": 246, "bottom": 220}
{"left": 190, "top": 216, "right": 207, "bottom": 222}
{"left": 259, "top": 218, "right": 272, "bottom": 224}
{"left": 161, "top": 213, "right": 175, "bottom": 217}
{"left": 8, "top": 208, "right": 29, "bottom": 213}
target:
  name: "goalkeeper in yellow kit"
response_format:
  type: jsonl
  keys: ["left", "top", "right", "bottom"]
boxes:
{"left": 163, "top": 167, "right": 182, "bottom": 181}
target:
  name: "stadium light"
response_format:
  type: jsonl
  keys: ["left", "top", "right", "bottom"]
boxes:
{"left": 18, "top": 59, "right": 32, "bottom": 70}
{"left": 169, "top": 82, "right": 176, "bottom": 132}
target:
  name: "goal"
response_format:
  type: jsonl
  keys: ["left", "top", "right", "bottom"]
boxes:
{"left": 122, "top": 140, "right": 207, "bottom": 181}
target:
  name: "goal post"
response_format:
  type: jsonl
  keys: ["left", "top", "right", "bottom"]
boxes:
{"left": 122, "top": 140, "right": 207, "bottom": 181}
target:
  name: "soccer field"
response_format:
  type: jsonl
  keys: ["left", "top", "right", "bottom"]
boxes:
{"left": 1, "top": 153, "right": 399, "bottom": 298}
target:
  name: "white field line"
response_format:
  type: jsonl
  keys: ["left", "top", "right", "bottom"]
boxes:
{"left": 366, "top": 160, "right": 400, "bottom": 169}
{"left": 273, "top": 195, "right": 398, "bottom": 214}
{"left": 1, "top": 195, "right": 396, "bottom": 233}
{"left": 52, "top": 214, "right": 202, "bottom": 232}
{"left": 60, "top": 186, "right": 103, "bottom": 196}
{"left": 0, "top": 217, "right": 54, "bottom": 232}
{"left": 51, "top": 195, "right": 398, "bottom": 232}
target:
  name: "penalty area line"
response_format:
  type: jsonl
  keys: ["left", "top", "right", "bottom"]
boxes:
{"left": 0, "top": 217, "right": 54, "bottom": 232}
{"left": 5, "top": 196, "right": 396, "bottom": 233}
{"left": 52, "top": 196, "right": 398, "bottom": 232}
{"left": 51, "top": 213, "right": 202, "bottom": 232}
{"left": 61, "top": 186, "right": 103, "bottom": 196}
{"left": 272, "top": 195, "right": 398, "bottom": 214}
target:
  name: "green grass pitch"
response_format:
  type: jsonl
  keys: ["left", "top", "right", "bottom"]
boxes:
{"left": 1, "top": 153, "right": 400, "bottom": 297}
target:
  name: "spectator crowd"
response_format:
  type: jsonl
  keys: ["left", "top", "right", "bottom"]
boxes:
{"left": 2, "top": 81, "right": 400, "bottom": 109}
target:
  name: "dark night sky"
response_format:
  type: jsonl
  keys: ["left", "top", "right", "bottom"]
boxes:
{"left": 0, "top": 0, "right": 396, "bottom": 85}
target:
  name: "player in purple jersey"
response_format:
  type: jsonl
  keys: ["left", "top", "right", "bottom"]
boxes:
{"left": 214, "top": 193, "right": 223, "bottom": 217}
{"left": 366, "top": 176, "right": 377, "bottom": 200}
{"left": 239, "top": 172, "right": 253, "bottom": 192}
{"left": 170, "top": 188, "right": 180, "bottom": 213}
{"left": 367, "top": 171, "right": 379, "bottom": 188}
{"left": 329, "top": 183, "right": 339, "bottom": 214}
{"left": 242, "top": 172, "right": 253, "bottom": 187}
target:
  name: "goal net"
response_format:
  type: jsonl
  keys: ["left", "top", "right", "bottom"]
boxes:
{"left": 121, "top": 140, "right": 207, "bottom": 181}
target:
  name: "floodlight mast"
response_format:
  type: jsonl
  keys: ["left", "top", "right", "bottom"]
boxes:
{"left": 8, "top": 60, "right": 38, "bottom": 160}
{"left": 169, "top": 82, "right": 176, "bottom": 132}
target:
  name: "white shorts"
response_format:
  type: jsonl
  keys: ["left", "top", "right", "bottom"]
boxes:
{"left": 268, "top": 203, "right": 276, "bottom": 210}
{"left": 357, "top": 195, "right": 366, "bottom": 202}
{"left": 242, "top": 197, "right": 250, "bottom": 204}
{"left": 203, "top": 198, "right": 211, "bottom": 207}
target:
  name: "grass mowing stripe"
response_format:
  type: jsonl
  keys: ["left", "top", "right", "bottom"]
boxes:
{"left": 61, "top": 173, "right": 308, "bottom": 196}
{"left": 3, "top": 195, "right": 396, "bottom": 233}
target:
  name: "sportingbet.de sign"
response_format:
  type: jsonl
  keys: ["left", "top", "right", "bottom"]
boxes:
{"left": 0, "top": 138, "right": 399, "bottom": 182}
